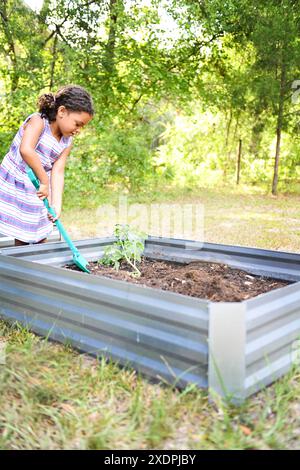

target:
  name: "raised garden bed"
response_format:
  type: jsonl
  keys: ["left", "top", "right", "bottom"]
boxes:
{"left": 0, "top": 236, "right": 299, "bottom": 403}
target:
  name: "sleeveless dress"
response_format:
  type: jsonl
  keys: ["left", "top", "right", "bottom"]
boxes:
{"left": 0, "top": 112, "right": 72, "bottom": 243}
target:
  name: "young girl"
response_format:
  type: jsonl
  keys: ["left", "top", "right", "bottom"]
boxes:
{"left": 0, "top": 84, "right": 94, "bottom": 246}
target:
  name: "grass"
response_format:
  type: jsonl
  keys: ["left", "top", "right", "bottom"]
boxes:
{"left": 0, "top": 322, "right": 299, "bottom": 450}
{"left": 62, "top": 183, "right": 300, "bottom": 252}
{"left": 0, "top": 184, "right": 300, "bottom": 449}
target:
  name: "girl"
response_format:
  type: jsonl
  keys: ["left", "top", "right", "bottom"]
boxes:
{"left": 0, "top": 84, "right": 94, "bottom": 246}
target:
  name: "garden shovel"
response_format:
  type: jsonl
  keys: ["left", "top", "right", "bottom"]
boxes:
{"left": 27, "top": 167, "right": 90, "bottom": 274}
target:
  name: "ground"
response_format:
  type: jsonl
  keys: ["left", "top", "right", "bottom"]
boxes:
{"left": 62, "top": 185, "right": 300, "bottom": 253}
{"left": 67, "top": 259, "right": 289, "bottom": 302}
{"left": 0, "top": 185, "right": 299, "bottom": 450}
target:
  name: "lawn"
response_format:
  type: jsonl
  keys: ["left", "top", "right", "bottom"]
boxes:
{"left": 62, "top": 184, "right": 300, "bottom": 253}
{"left": 0, "top": 185, "right": 299, "bottom": 450}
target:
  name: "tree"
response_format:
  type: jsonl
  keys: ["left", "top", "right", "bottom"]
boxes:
{"left": 178, "top": 0, "right": 300, "bottom": 193}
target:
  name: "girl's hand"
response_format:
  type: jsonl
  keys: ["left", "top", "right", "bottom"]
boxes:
{"left": 48, "top": 205, "right": 61, "bottom": 223}
{"left": 37, "top": 183, "right": 49, "bottom": 200}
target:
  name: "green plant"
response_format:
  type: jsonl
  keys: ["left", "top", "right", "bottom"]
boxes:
{"left": 99, "top": 224, "right": 148, "bottom": 278}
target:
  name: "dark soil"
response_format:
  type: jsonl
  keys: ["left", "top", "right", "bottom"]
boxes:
{"left": 65, "top": 258, "right": 290, "bottom": 302}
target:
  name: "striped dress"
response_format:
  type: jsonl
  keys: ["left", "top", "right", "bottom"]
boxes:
{"left": 0, "top": 112, "right": 72, "bottom": 243}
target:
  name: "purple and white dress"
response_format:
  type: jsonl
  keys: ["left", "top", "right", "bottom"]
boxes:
{"left": 0, "top": 112, "right": 72, "bottom": 243}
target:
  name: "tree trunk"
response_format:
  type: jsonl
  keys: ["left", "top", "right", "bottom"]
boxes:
{"left": 236, "top": 139, "right": 242, "bottom": 185}
{"left": 249, "top": 113, "right": 265, "bottom": 157}
{"left": 272, "top": 56, "right": 286, "bottom": 195}
{"left": 49, "top": 33, "right": 58, "bottom": 90}
{"left": 223, "top": 108, "right": 233, "bottom": 180}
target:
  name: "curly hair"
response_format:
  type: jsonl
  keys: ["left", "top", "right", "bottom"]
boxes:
{"left": 37, "top": 85, "right": 94, "bottom": 122}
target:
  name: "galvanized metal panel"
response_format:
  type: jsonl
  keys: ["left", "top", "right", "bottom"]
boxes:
{"left": 208, "top": 303, "right": 246, "bottom": 403}
{"left": 2, "top": 235, "right": 299, "bottom": 281}
{"left": 1, "top": 236, "right": 300, "bottom": 402}
{"left": 244, "top": 282, "right": 300, "bottom": 397}
{"left": 245, "top": 352, "right": 296, "bottom": 396}
{"left": 0, "top": 237, "right": 114, "bottom": 265}
{"left": 0, "top": 254, "right": 209, "bottom": 389}
{"left": 145, "top": 237, "right": 300, "bottom": 282}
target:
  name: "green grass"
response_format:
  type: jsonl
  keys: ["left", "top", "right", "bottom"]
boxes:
{"left": 62, "top": 183, "right": 300, "bottom": 252}
{"left": 0, "top": 322, "right": 299, "bottom": 450}
{"left": 0, "top": 185, "right": 299, "bottom": 449}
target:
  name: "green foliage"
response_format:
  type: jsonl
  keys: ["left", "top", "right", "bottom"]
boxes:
{"left": 0, "top": 0, "right": 299, "bottom": 195}
{"left": 99, "top": 224, "right": 148, "bottom": 277}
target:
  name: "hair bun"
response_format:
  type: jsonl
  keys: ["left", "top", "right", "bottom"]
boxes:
{"left": 38, "top": 92, "right": 56, "bottom": 111}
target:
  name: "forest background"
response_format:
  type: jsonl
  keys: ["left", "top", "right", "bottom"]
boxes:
{"left": 0, "top": 0, "right": 299, "bottom": 209}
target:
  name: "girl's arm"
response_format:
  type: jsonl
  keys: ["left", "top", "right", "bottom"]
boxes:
{"left": 20, "top": 115, "right": 49, "bottom": 198}
{"left": 49, "top": 143, "right": 72, "bottom": 221}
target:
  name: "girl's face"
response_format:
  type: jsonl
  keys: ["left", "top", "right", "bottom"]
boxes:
{"left": 56, "top": 106, "right": 93, "bottom": 137}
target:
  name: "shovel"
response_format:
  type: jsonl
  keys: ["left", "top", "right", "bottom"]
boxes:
{"left": 27, "top": 167, "right": 90, "bottom": 274}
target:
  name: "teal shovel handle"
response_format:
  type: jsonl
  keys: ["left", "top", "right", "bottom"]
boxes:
{"left": 26, "top": 168, "right": 80, "bottom": 255}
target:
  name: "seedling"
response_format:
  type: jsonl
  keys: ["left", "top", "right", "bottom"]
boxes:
{"left": 99, "top": 224, "right": 148, "bottom": 277}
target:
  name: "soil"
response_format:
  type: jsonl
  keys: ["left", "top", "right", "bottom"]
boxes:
{"left": 65, "top": 258, "right": 290, "bottom": 302}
